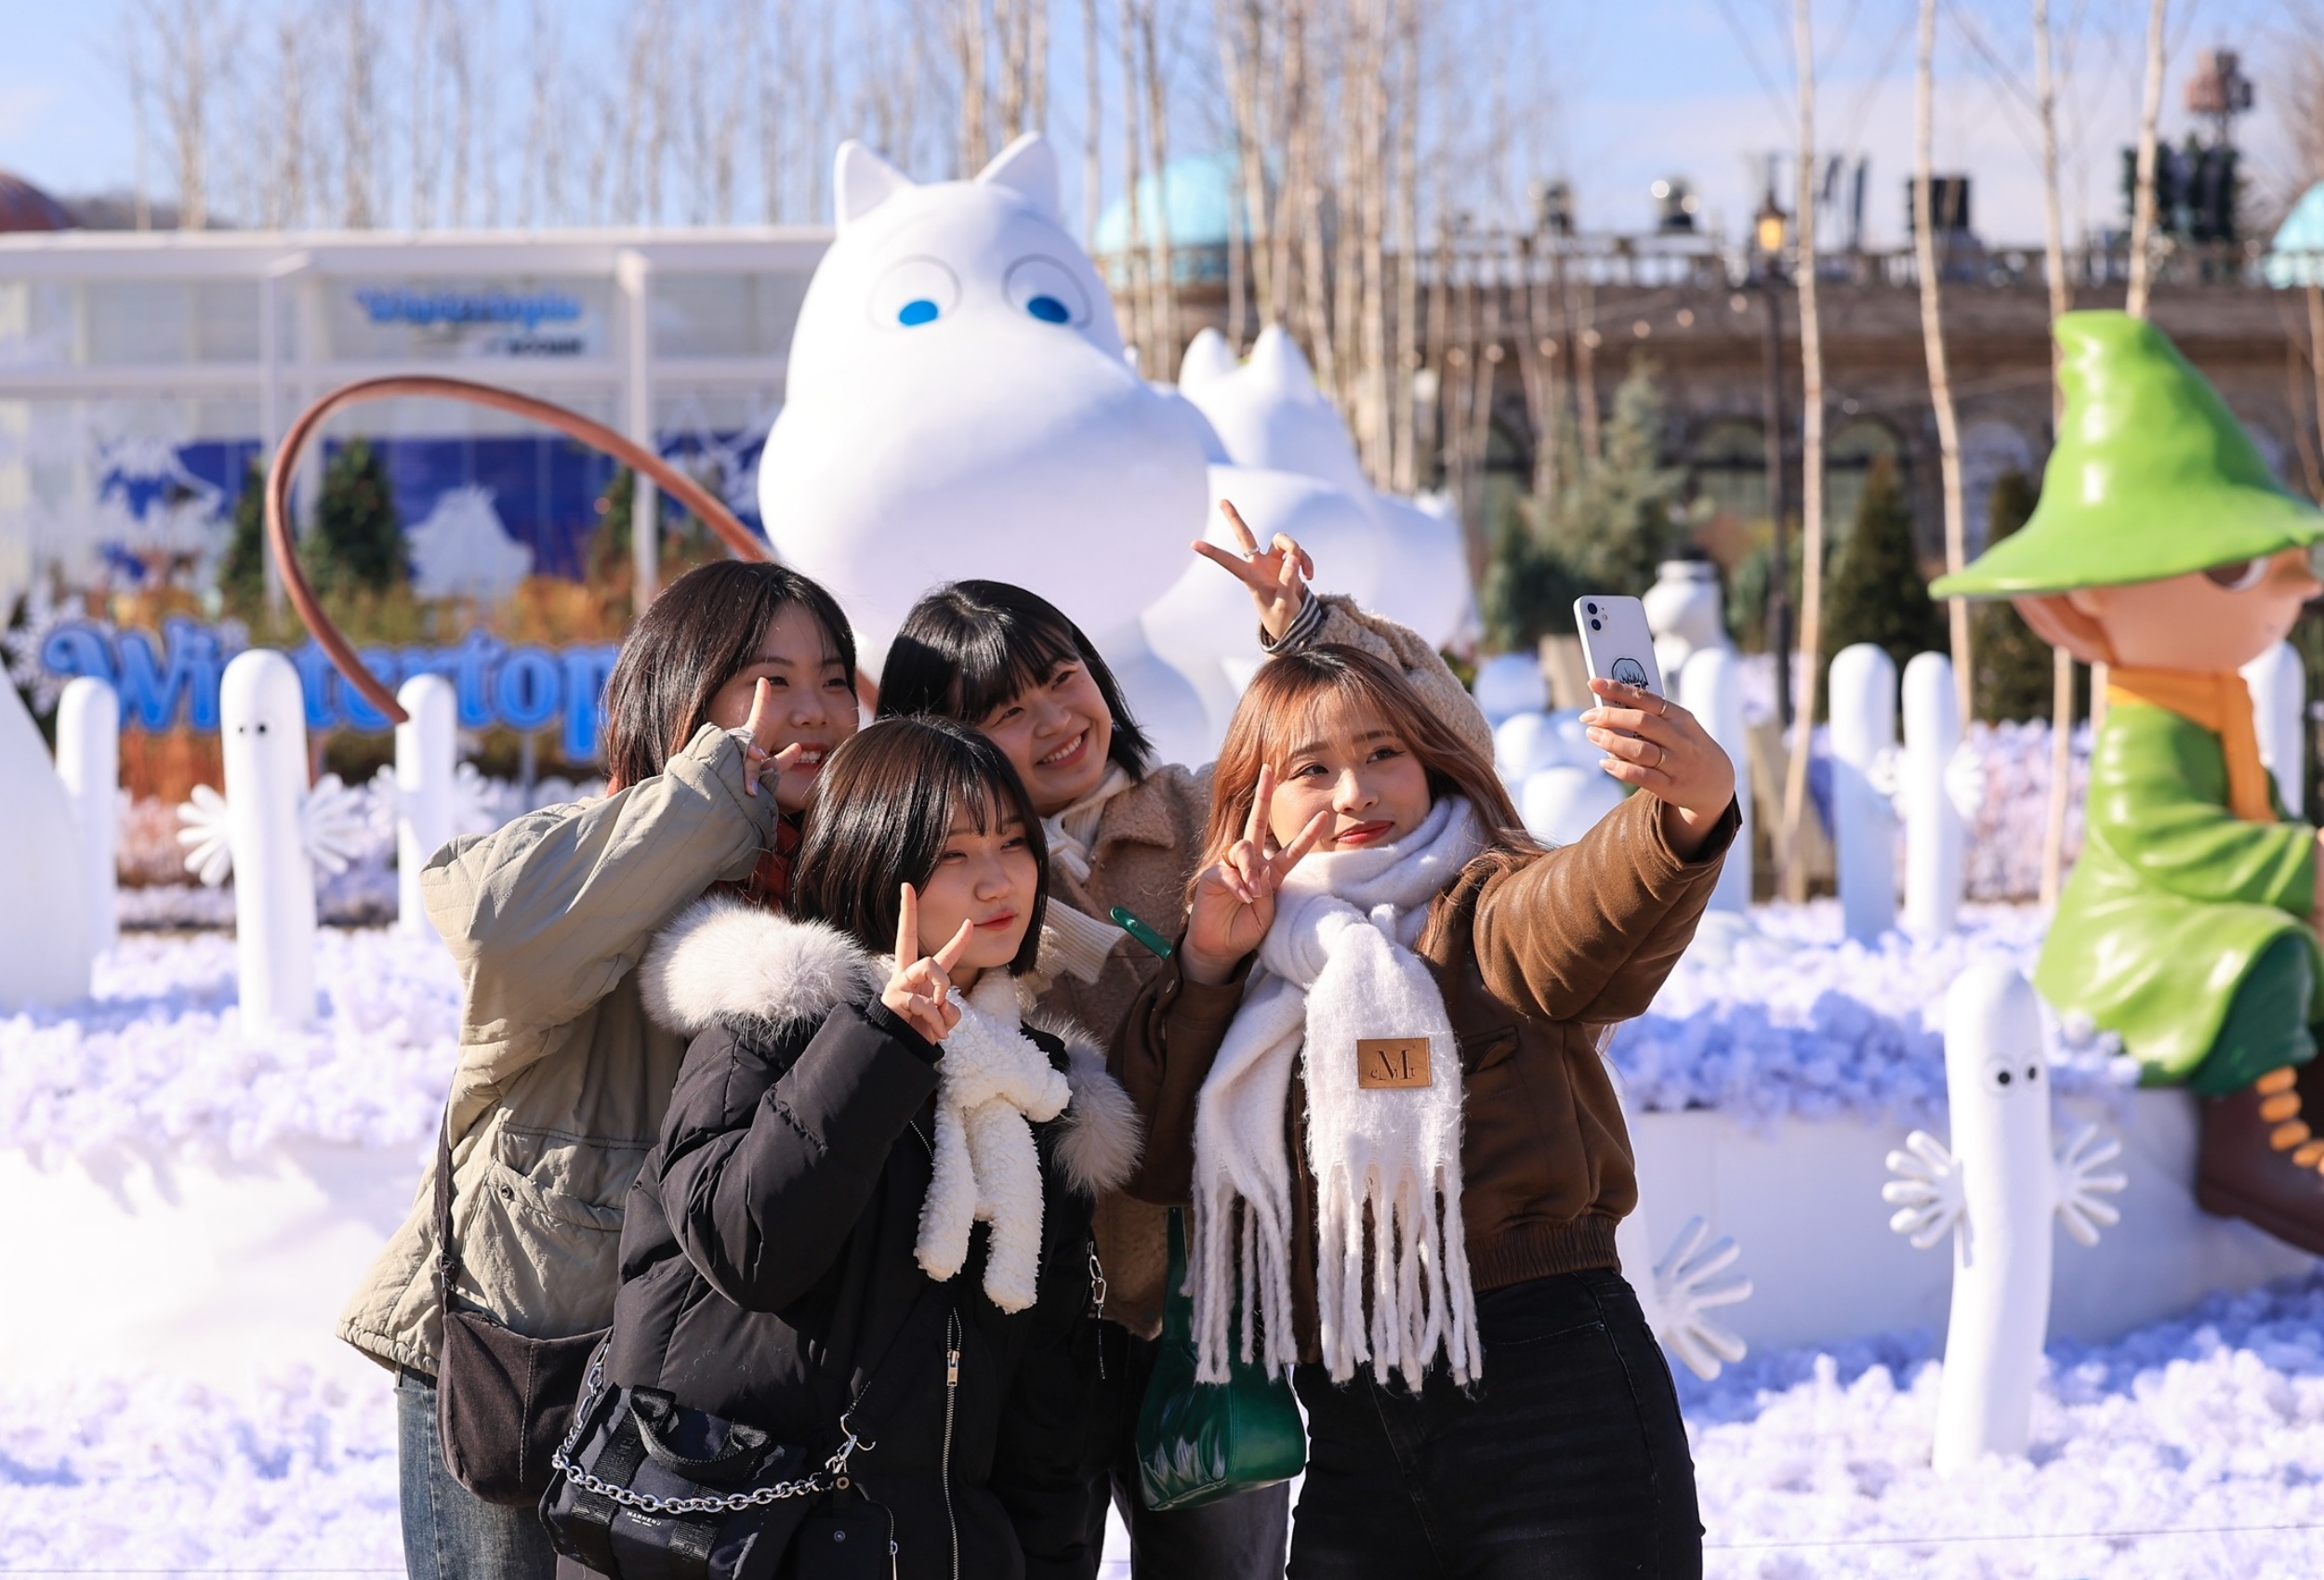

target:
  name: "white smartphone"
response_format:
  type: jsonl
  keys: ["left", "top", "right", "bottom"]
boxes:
{"left": 1573, "top": 595, "right": 1665, "bottom": 699}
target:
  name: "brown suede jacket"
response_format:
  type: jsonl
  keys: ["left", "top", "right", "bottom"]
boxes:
{"left": 1112, "top": 791, "right": 1736, "bottom": 1359}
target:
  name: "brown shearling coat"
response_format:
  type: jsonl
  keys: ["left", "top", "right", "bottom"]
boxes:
{"left": 1037, "top": 596, "right": 1494, "bottom": 1338}
{"left": 1112, "top": 791, "right": 1737, "bottom": 1357}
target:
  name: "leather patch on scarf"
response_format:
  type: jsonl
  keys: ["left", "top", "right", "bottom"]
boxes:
{"left": 1356, "top": 1037, "right": 1433, "bottom": 1089}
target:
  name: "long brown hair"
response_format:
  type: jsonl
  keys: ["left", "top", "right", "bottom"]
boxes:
{"left": 1197, "top": 644, "right": 1535, "bottom": 886}
{"left": 599, "top": 560, "right": 855, "bottom": 793}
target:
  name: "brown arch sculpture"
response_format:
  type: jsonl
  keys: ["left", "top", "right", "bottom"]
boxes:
{"left": 265, "top": 374, "right": 770, "bottom": 725}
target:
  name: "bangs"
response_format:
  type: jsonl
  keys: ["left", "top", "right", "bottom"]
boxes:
{"left": 941, "top": 610, "right": 1085, "bottom": 726}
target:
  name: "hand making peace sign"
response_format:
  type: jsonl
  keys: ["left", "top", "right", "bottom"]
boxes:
{"left": 882, "top": 883, "right": 976, "bottom": 1043}
{"left": 737, "top": 677, "right": 807, "bottom": 798}
{"left": 1193, "top": 500, "right": 1316, "bottom": 645}
{"left": 1182, "top": 763, "right": 1333, "bottom": 985}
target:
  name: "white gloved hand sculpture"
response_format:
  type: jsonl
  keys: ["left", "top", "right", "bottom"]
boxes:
{"left": 1883, "top": 1129, "right": 1967, "bottom": 1251}
{"left": 1649, "top": 1216, "right": 1751, "bottom": 1380}
{"left": 2053, "top": 1122, "right": 2128, "bottom": 1247}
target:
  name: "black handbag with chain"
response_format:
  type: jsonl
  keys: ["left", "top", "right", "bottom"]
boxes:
{"left": 433, "top": 1108, "right": 610, "bottom": 1506}
{"left": 540, "top": 1282, "right": 957, "bottom": 1580}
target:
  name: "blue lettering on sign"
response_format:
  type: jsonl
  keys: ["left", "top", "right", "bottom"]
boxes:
{"left": 29, "top": 620, "right": 624, "bottom": 762}
{"left": 353, "top": 287, "right": 585, "bottom": 333}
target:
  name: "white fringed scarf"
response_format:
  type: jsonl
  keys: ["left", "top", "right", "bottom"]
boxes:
{"left": 914, "top": 972, "right": 1075, "bottom": 1313}
{"left": 1190, "top": 797, "right": 1485, "bottom": 1389}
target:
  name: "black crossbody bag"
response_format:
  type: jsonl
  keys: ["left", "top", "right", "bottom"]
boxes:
{"left": 432, "top": 1110, "right": 611, "bottom": 1505}
{"left": 540, "top": 1284, "right": 957, "bottom": 1580}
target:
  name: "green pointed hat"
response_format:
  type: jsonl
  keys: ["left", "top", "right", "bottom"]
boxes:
{"left": 1931, "top": 310, "right": 2324, "bottom": 599}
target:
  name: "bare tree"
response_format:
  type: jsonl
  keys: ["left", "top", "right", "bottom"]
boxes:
{"left": 1779, "top": 0, "right": 1827, "bottom": 904}
{"left": 1913, "top": 0, "right": 1970, "bottom": 725}
{"left": 337, "top": 0, "right": 383, "bottom": 228}
{"left": 2124, "top": 0, "right": 2169, "bottom": 319}
{"left": 2034, "top": 0, "right": 2079, "bottom": 907}
{"left": 124, "top": 0, "right": 228, "bottom": 230}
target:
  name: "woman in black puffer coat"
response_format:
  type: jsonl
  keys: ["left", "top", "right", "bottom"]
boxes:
{"left": 584, "top": 719, "right": 1142, "bottom": 1580}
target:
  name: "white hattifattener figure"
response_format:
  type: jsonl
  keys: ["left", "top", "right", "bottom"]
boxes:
{"left": 0, "top": 671, "right": 92, "bottom": 1008}
{"left": 177, "top": 649, "right": 369, "bottom": 1035}
{"left": 1883, "top": 962, "right": 2128, "bottom": 1470}
{"left": 390, "top": 674, "right": 457, "bottom": 936}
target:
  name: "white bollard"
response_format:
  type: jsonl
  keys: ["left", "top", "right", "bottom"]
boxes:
{"left": 56, "top": 677, "right": 121, "bottom": 955}
{"left": 220, "top": 650, "right": 321, "bottom": 1035}
{"left": 1883, "top": 963, "right": 2126, "bottom": 1472}
{"left": 0, "top": 675, "right": 92, "bottom": 1008}
{"left": 2241, "top": 640, "right": 2304, "bottom": 819}
{"left": 1680, "top": 648, "right": 1750, "bottom": 914}
{"left": 1901, "top": 652, "right": 1964, "bottom": 938}
{"left": 1827, "top": 643, "right": 1897, "bottom": 944}
{"left": 394, "top": 675, "right": 459, "bottom": 936}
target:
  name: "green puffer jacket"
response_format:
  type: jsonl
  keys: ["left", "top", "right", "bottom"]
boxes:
{"left": 338, "top": 722, "right": 777, "bottom": 1374}
{"left": 2036, "top": 700, "right": 2322, "bottom": 1083}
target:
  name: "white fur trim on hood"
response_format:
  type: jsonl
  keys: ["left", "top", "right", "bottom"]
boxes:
{"left": 639, "top": 897, "right": 881, "bottom": 1039}
{"left": 1028, "top": 1011, "right": 1144, "bottom": 1198}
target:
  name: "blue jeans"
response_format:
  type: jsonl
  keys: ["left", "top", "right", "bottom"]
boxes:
{"left": 1287, "top": 1269, "right": 1701, "bottom": 1580}
{"left": 395, "top": 1368, "right": 560, "bottom": 1580}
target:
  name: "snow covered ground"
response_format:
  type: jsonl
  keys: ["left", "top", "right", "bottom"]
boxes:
{"left": 7, "top": 1274, "right": 2324, "bottom": 1576}
{"left": 5, "top": 905, "right": 2310, "bottom": 1573}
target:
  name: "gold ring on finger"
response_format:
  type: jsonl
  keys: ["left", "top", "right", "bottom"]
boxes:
{"left": 1657, "top": 743, "right": 1668, "bottom": 770}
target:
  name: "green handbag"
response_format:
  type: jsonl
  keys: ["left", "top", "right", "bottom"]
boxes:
{"left": 1133, "top": 1207, "right": 1307, "bottom": 1511}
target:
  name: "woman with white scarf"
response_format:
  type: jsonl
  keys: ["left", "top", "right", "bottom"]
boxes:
{"left": 876, "top": 509, "right": 1492, "bottom": 1578}
{"left": 1114, "top": 644, "right": 1739, "bottom": 1579}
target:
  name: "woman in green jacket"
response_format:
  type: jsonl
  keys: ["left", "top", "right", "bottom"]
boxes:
{"left": 337, "top": 560, "right": 861, "bottom": 1580}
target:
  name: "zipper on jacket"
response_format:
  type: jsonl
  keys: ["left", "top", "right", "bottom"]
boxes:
{"left": 1088, "top": 1236, "right": 1108, "bottom": 1380}
{"left": 942, "top": 1310, "right": 961, "bottom": 1580}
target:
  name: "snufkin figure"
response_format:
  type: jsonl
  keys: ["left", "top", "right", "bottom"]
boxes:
{"left": 1934, "top": 309, "right": 2324, "bottom": 1253}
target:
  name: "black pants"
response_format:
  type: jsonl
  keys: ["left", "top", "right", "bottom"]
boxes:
{"left": 1288, "top": 1269, "right": 1701, "bottom": 1580}
{"left": 1078, "top": 1320, "right": 1294, "bottom": 1579}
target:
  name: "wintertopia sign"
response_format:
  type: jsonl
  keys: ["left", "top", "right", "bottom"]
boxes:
{"left": 350, "top": 286, "right": 596, "bottom": 358}
{"left": 31, "top": 617, "right": 618, "bottom": 761}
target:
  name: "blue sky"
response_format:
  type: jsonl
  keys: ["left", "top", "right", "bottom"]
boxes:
{"left": 0, "top": 0, "right": 2305, "bottom": 248}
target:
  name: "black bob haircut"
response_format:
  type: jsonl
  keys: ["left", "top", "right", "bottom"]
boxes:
{"left": 877, "top": 580, "right": 1153, "bottom": 779}
{"left": 598, "top": 560, "right": 856, "bottom": 793}
{"left": 788, "top": 716, "right": 1051, "bottom": 978}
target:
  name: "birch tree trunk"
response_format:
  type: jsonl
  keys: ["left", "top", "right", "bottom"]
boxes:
{"left": 2034, "top": 0, "right": 2079, "bottom": 908}
{"left": 1139, "top": 0, "right": 1178, "bottom": 370}
{"left": 1779, "top": 0, "right": 1828, "bottom": 904}
{"left": 1913, "top": 0, "right": 1971, "bottom": 726}
{"left": 1084, "top": 0, "right": 1103, "bottom": 244}
{"left": 2124, "top": 0, "right": 2169, "bottom": 320}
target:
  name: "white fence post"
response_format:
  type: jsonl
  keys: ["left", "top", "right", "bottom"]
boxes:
{"left": 1681, "top": 648, "right": 1750, "bottom": 914}
{"left": 1902, "top": 652, "right": 1963, "bottom": 937}
{"left": 56, "top": 677, "right": 121, "bottom": 956}
{"left": 394, "top": 675, "right": 459, "bottom": 937}
{"left": 1828, "top": 643, "right": 1898, "bottom": 944}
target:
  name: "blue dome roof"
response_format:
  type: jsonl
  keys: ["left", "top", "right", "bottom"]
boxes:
{"left": 2265, "top": 182, "right": 2324, "bottom": 287}
{"left": 1094, "top": 152, "right": 1248, "bottom": 255}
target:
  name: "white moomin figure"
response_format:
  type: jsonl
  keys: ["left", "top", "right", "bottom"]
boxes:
{"left": 756, "top": 132, "right": 1212, "bottom": 762}
{"left": 177, "top": 650, "right": 370, "bottom": 1036}
{"left": 1883, "top": 962, "right": 2128, "bottom": 1470}
{"left": 0, "top": 670, "right": 92, "bottom": 1008}
{"left": 55, "top": 676, "right": 121, "bottom": 957}
{"left": 1145, "top": 326, "right": 1470, "bottom": 726}
{"left": 757, "top": 133, "right": 1473, "bottom": 758}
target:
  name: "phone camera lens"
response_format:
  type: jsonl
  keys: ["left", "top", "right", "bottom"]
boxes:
{"left": 1585, "top": 602, "right": 1599, "bottom": 613}
{"left": 1589, "top": 618, "right": 1602, "bottom": 630}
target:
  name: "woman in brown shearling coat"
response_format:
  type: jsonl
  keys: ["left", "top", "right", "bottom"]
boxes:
{"left": 877, "top": 530, "right": 1491, "bottom": 1579}
{"left": 1117, "top": 644, "right": 1737, "bottom": 1580}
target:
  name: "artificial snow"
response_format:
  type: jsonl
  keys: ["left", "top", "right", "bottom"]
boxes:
{"left": 1609, "top": 901, "right": 2138, "bottom": 1126}
{"left": 1684, "top": 1272, "right": 2324, "bottom": 1578}
{"left": 0, "top": 928, "right": 459, "bottom": 1163}
{"left": 9, "top": 1276, "right": 2324, "bottom": 1575}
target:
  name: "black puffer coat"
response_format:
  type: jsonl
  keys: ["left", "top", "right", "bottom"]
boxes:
{"left": 608, "top": 898, "right": 1142, "bottom": 1580}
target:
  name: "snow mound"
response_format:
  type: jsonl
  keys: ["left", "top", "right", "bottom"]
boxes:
{"left": 1687, "top": 1272, "right": 2324, "bottom": 1578}
{"left": 0, "top": 1365, "right": 399, "bottom": 1573}
{"left": 1609, "top": 902, "right": 2138, "bottom": 1125}
{"left": 0, "top": 928, "right": 460, "bottom": 1163}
